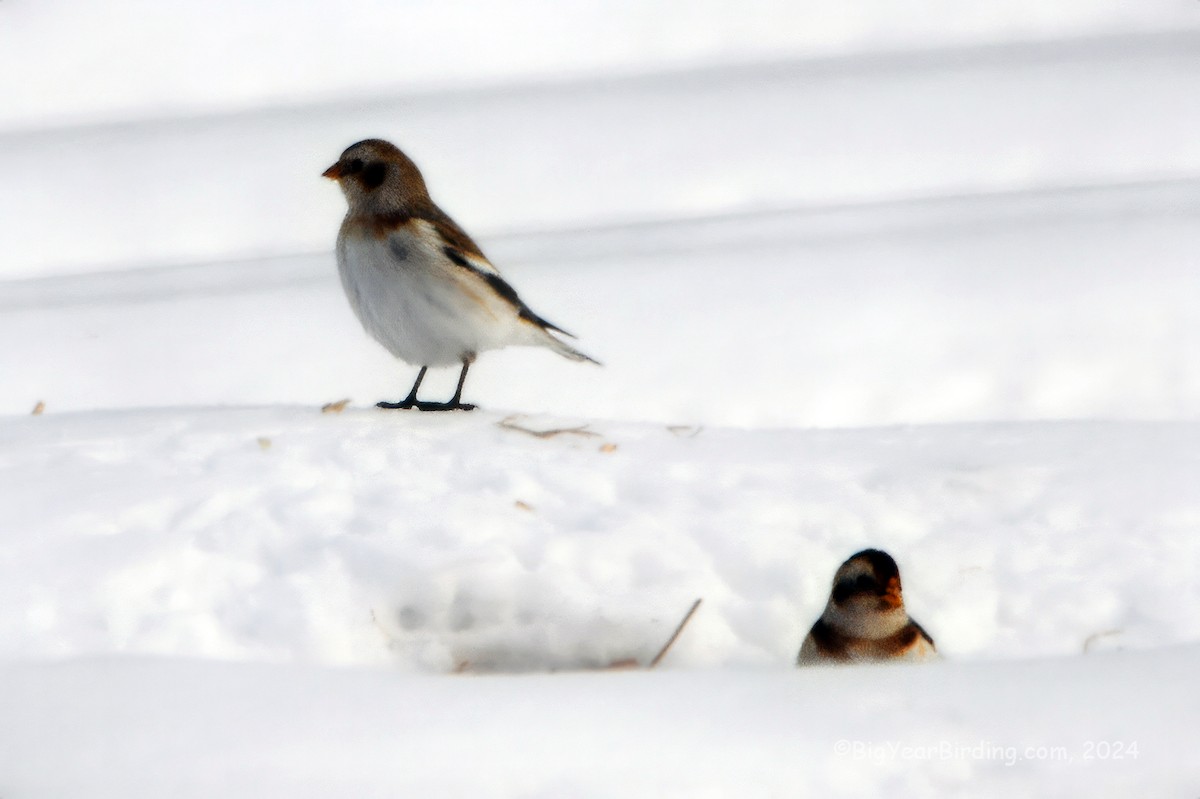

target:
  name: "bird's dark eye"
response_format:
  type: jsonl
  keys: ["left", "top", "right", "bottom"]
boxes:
{"left": 362, "top": 162, "right": 387, "bottom": 190}
{"left": 347, "top": 158, "right": 364, "bottom": 174}
{"left": 856, "top": 575, "right": 878, "bottom": 592}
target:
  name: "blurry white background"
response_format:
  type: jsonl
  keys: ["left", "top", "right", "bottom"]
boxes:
{"left": 1, "top": 0, "right": 1198, "bottom": 425}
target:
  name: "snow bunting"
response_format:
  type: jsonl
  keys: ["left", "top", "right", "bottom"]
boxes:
{"left": 797, "top": 549, "right": 937, "bottom": 665}
{"left": 324, "top": 138, "right": 598, "bottom": 411}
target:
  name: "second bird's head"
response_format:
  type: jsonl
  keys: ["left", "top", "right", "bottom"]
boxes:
{"left": 828, "top": 548, "right": 905, "bottom": 615}
{"left": 323, "top": 138, "right": 430, "bottom": 211}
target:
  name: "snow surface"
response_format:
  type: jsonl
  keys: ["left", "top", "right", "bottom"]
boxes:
{"left": 2, "top": 650, "right": 1197, "bottom": 797}
{"left": 3, "top": 0, "right": 1200, "bottom": 795}
{"left": 3, "top": 410, "right": 1198, "bottom": 793}
{"left": 4, "top": 182, "right": 1200, "bottom": 427}
{"left": 5, "top": 410, "right": 1199, "bottom": 668}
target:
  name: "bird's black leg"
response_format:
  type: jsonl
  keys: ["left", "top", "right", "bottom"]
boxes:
{"left": 415, "top": 358, "right": 476, "bottom": 412}
{"left": 377, "top": 366, "right": 428, "bottom": 409}
{"left": 447, "top": 359, "right": 475, "bottom": 410}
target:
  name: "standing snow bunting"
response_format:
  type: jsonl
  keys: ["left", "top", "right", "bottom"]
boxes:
{"left": 324, "top": 138, "right": 598, "bottom": 411}
{"left": 798, "top": 549, "right": 938, "bottom": 665}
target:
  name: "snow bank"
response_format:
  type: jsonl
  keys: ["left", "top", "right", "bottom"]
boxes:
{"left": 1, "top": 649, "right": 1195, "bottom": 797}
{"left": 4, "top": 409, "right": 1198, "bottom": 669}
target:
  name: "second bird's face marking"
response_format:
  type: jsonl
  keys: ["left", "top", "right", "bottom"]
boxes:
{"left": 830, "top": 549, "right": 904, "bottom": 612}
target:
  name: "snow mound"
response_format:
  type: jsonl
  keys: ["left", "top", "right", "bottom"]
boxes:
{"left": 4, "top": 408, "right": 1198, "bottom": 673}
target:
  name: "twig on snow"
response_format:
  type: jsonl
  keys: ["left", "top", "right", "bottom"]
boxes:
{"left": 496, "top": 415, "right": 599, "bottom": 439}
{"left": 666, "top": 424, "right": 703, "bottom": 438}
{"left": 649, "top": 598, "right": 703, "bottom": 668}
{"left": 370, "top": 609, "right": 400, "bottom": 649}
{"left": 1082, "top": 628, "right": 1122, "bottom": 654}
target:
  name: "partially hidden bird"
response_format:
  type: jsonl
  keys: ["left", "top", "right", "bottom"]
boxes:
{"left": 798, "top": 548, "right": 938, "bottom": 665}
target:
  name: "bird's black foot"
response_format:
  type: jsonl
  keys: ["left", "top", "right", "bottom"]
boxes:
{"left": 376, "top": 399, "right": 419, "bottom": 410}
{"left": 414, "top": 401, "right": 476, "bottom": 412}
{"left": 376, "top": 361, "right": 475, "bottom": 412}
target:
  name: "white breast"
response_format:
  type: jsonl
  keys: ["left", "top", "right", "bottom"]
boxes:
{"left": 335, "top": 226, "right": 524, "bottom": 367}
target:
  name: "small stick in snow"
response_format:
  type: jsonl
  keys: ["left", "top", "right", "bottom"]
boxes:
{"left": 322, "top": 398, "right": 351, "bottom": 413}
{"left": 370, "top": 609, "right": 400, "bottom": 650}
{"left": 496, "top": 415, "right": 598, "bottom": 439}
{"left": 649, "top": 598, "right": 702, "bottom": 668}
{"left": 1082, "top": 628, "right": 1123, "bottom": 654}
{"left": 666, "top": 425, "right": 702, "bottom": 438}
{"left": 31, "top": 401, "right": 45, "bottom": 415}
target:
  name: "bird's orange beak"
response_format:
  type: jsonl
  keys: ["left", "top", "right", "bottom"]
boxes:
{"left": 322, "top": 162, "right": 343, "bottom": 180}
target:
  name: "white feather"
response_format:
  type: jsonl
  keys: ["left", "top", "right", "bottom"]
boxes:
{"left": 336, "top": 221, "right": 574, "bottom": 367}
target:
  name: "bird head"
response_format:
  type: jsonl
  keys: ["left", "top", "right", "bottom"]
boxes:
{"left": 323, "top": 138, "right": 430, "bottom": 212}
{"left": 830, "top": 548, "right": 905, "bottom": 613}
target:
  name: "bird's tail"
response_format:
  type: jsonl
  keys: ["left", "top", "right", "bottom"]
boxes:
{"left": 539, "top": 329, "right": 601, "bottom": 365}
